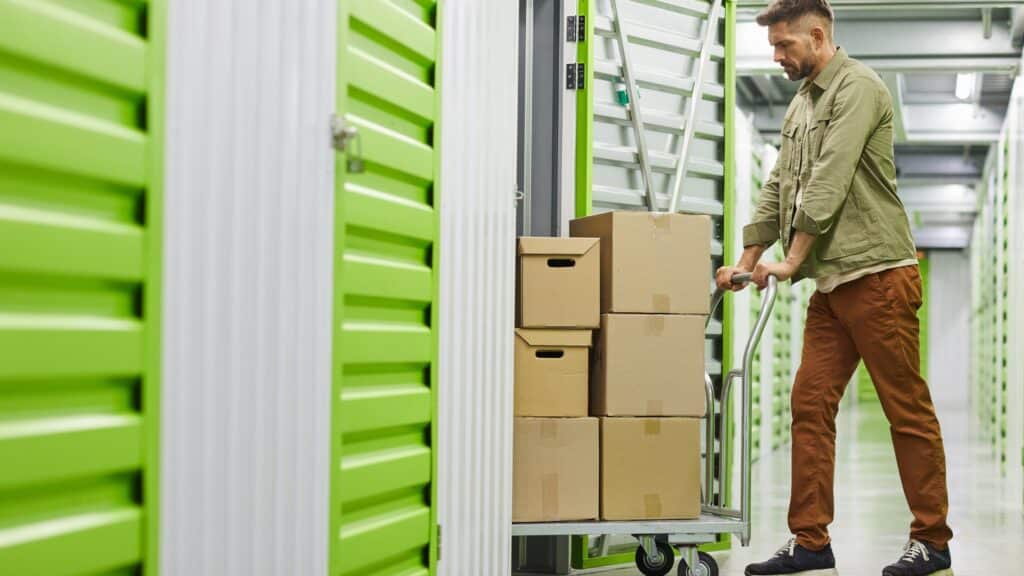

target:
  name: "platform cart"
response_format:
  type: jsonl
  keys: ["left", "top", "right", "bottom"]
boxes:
{"left": 512, "top": 274, "right": 778, "bottom": 576}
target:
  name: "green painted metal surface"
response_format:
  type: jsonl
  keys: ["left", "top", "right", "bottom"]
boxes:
{"left": 0, "top": 0, "right": 164, "bottom": 573}
{"left": 332, "top": 1, "right": 440, "bottom": 574}
{"left": 575, "top": 0, "right": 593, "bottom": 219}
{"left": 708, "top": 0, "right": 738, "bottom": 553}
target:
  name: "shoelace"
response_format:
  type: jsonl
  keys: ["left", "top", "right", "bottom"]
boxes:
{"left": 899, "top": 540, "right": 930, "bottom": 563}
{"left": 774, "top": 538, "right": 797, "bottom": 558}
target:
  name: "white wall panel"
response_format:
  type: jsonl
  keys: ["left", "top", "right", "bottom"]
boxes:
{"left": 162, "top": 1, "right": 334, "bottom": 574}
{"left": 438, "top": 1, "right": 519, "bottom": 575}
{"left": 928, "top": 250, "right": 972, "bottom": 414}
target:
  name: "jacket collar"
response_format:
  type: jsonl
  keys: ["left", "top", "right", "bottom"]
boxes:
{"left": 801, "top": 47, "right": 847, "bottom": 93}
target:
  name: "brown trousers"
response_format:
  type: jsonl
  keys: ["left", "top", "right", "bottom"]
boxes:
{"left": 789, "top": 265, "right": 953, "bottom": 551}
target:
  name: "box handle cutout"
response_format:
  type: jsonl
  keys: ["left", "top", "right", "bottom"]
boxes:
{"left": 547, "top": 258, "right": 576, "bottom": 268}
{"left": 536, "top": 350, "right": 565, "bottom": 359}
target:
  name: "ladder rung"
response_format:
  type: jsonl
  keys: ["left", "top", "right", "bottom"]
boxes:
{"left": 594, "top": 59, "right": 725, "bottom": 101}
{"left": 708, "top": 360, "right": 723, "bottom": 376}
{"left": 706, "top": 318, "right": 724, "bottom": 337}
{"left": 593, "top": 184, "right": 725, "bottom": 216}
{"left": 593, "top": 143, "right": 725, "bottom": 178}
{"left": 594, "top": 103, "right": 725, "bottom": 140}
{"left": 593, "top": 16, "right": 725, "bottom": 60}
{"left": 634, "top": 0, "right": 713, "bottom": 19}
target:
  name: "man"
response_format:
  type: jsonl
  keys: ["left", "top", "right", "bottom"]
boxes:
{"left": 715, "top": 1, "right": 955, "bottom": 575}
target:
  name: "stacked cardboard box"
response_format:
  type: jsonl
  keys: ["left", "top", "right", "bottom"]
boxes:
{"left": 513, "top": 237, "right": 600, "bottom": 522}
{"left": 571, "top": 212, "right": 710, "bottom": 521}
{"left": 513, "top": 213, "right": 710, "bottom": 522}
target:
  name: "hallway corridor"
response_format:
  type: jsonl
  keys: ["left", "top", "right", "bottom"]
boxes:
{"left": 598, "top": 402, "right": 1024, "bottom": 576}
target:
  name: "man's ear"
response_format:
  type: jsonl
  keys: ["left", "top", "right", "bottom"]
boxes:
{"left": 810, "top": 25, "right": 826, "bottom": 49}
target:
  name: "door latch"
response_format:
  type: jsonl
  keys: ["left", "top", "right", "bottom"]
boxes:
{"left": 330, "top": 114, "right": 365, "bottom": 173}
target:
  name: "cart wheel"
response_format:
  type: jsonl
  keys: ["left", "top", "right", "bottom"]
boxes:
{"left": 678, "top": 551, "right": 718, "bottom": 576}
{"left": 634, "top": 541, "right": 675, "bottom": 576}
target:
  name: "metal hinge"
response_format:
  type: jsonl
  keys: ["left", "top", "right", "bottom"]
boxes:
{"left": 567, "top": 15, "right": 577, "bottom": 42}
{"left": 436, "top": 524, "right": 442, "bottom": 563}
{"left": 578, "top": 15, "right": 586, "bottom": 42}
{"left": 566, "top": 63, "right": 585, "bottom": 91}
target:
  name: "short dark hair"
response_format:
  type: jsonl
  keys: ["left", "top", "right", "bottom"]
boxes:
{"left": 755, "top": 0, "right": 834, "bottom": 27}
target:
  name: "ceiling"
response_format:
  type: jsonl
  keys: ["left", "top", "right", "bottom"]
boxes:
{"left": 735, "top": 1, "right": 1024, "bottom": 248}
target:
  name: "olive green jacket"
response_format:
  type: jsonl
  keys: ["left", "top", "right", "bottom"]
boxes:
{"left": 742, "top": 48, "right": 917, "bottom": 280}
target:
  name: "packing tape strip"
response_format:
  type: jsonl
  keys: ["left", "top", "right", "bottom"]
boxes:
{"left": 542, "top": 473, "right": 560, "bottom": 519}
{"left": 646, "top": 314, "right": 666, "bottom": 335}
{"left": 651, "top": 294, "right": 671, "bottom": 313}
{"left": 652, "top": 213, "right": 672, "bottom": 231}
{"left": 646, "top": 401, "right": 664, "bottom": 417}
{"left": 644, "top": 418, "right": 662, "bottom": 435}
{"left": 541, "top": 420, "right": 558, "bottom": 440}
{"left": 644, "top": 494, "right": 663, "bottom": 517}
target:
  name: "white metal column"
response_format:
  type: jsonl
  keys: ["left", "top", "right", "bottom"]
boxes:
{"left": 162, "top": 1, "right": 334, "bottom": 574}
{"left": 438, "top": 1, "right": 520, "bottom": 575}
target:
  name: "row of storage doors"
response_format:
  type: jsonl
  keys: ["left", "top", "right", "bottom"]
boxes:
{"left": 0, "top": 0, "right": 441, "bottom": 575}
{"left": 971, "top": 77, "right": 1024, "bottom": 504}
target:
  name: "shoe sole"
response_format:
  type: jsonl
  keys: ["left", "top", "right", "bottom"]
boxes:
{"left": 745, "top": 565, "right": 839, "bottom": 569}
{"left": 882, "top": 569, "right": 953, "bottom": 576}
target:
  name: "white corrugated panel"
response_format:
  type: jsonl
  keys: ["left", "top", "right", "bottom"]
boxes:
{"left": 437, "top": 1, "right": 519, "bottom": 575}
{"left": 162, "top": 1, "right": 334, "bottom": 575}
{"left": 928, "top": 251, "right": 971, "bottom": 413}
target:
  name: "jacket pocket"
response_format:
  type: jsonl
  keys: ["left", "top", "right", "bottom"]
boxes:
{"left": 807, "top": 106, "right": 833, "bottom": 168}
{"left": 807, "top": 121, "right": 828, "bottom": 168}
{"left": 781, "top": 121, "right": 800, "bottom": 172}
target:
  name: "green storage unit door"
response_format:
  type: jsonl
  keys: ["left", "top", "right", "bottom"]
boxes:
{"left": 332, "top": 1, "right": 440, "bottom": 574}
{"left": 0, "top": 0, "right": 163, "bottom": 574}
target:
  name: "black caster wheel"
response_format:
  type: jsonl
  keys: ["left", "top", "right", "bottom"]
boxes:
{"left": 678, "top": 551, "right": 719, "bottom": 576}
{"left": 635, "top": 541, "right": 675, "bottom": 576}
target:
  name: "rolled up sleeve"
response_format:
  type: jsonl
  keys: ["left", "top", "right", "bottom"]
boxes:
{"left": 743, "top": 160, "right": 782, "bottom": 247}
{"left": 794, "top": 76, "right": 881, "bottom": 236}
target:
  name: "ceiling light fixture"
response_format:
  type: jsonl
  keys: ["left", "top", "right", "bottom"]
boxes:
{"left": 955, "top": 73, "right": 976, "bottom": 101}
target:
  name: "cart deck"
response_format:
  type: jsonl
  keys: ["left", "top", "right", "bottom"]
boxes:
{"left": 512, "top": 512, "right": 744, "bottom": 540}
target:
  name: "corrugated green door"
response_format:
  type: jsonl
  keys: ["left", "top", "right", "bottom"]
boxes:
{"left": 332, "top": 1, "right": 440, "bottom": 575}
{"left": 0, "top": 0, "right": 164, "bottom": 574}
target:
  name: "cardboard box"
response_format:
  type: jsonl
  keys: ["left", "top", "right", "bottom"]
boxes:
{"left": 513, "top": 417, "right": 599, "bottom": 522}
{"left": 517, "top": 237, "right": 600, "bottom": 328}
{"left": 515, "top": 329, "right": 592, "bottom": 417}
{"left": 593, "top": 314, "right": 706, "bottom": 417}
{"left": 600, "top": 417, "right": 701, "bottom": 520}
{"left": 570, "top": 212, "right": 711, "bottom": 315}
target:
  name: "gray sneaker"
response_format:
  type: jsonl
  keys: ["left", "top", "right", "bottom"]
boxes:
{"left": 745, "top": 538, "right": 839, "bottom": 576}
{"left": 882, "top": 540, "right": 953, "bottom": 576}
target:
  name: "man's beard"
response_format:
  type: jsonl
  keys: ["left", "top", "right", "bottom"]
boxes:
{"left": 784, "top": 58, "right": 816, "bottom": 81}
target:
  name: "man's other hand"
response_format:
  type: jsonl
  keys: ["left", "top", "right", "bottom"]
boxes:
{"left": 751, "top": 260, "right": 798, "bottom": 289}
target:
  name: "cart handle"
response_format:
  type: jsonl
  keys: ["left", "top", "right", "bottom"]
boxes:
{"left": 707, "top": 273, "right": 752, "bottom": 328}
{"left": 703, "top": 273, "right": 777, "bottom": 546}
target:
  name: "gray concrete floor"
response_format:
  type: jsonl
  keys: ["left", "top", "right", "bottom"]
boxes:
{"left": 577, "top": 403, "right": 1024, "bottom": 576}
